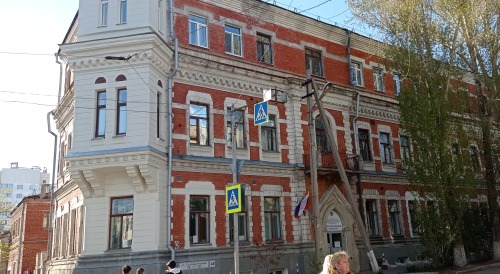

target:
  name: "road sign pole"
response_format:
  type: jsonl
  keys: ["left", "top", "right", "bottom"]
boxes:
{"left": 231, "top": 106, "right": 240, "bottom": 274}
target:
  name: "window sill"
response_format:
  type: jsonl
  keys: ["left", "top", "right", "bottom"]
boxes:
{"left": 113, "top": 134, "right": 126, "bottom": 138}
{"left": 225, "top": 52, "right": 243, "bottom": 58}
{"left": 105, "top": 248, "right": 132, "bottom": 254}
{"left": 189, "top": 43, "right": 209, "bottom": 49}
{"left": 92, "top": 136, "right": 105, "bottom": 141}
{"left": 189, "top": 243, "right": 212, "bottom": 247}
{"left": 262, "top": 150, "right": 279, "bottom": 153}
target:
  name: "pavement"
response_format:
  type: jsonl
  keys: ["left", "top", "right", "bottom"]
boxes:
{"left": 358, "top": 260, "right": 500, "bottom": 274}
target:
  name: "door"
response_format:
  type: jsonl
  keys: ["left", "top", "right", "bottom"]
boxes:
{"left": 327, "top": 232, "right": 343, "bottom": 254}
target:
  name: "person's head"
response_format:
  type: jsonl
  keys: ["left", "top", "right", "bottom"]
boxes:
{"left": 321, "top": 254, "right": 334, "bottom": 274}
{"left": 122, "top": 265, "right": 132, "bottom": 274}
{"left": 136, "top": 267, "right": 145, "bottom": 274}
{"left": 166, "top": 260, "right": 176, "bottom": 270}
{"left": 332, "top": 251, "right": 350, "bottom": 274}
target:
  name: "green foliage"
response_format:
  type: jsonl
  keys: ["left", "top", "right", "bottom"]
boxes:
{"left": 305, "top": 252, "right": 324, "bottom": 274}
{"left": 245, "top": 241, "right": 284, "bottom": 273}
{"left": 462, "top": 204, "right": 492, "bottom": 260}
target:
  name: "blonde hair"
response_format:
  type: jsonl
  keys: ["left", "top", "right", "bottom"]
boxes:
{"left": 320, "top": 254, "right": 334, "bottom": 274}
{"left": 319, "top": 251, "right": 349, "bottom": 274}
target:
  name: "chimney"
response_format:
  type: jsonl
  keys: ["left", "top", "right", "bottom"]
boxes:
{"left": 41, "top": 184, "right": 48, "bottom": 199}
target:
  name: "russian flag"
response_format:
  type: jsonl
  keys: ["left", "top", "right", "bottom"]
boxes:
{"left": 294, "top": 192, "right": 309, "bottom": 218}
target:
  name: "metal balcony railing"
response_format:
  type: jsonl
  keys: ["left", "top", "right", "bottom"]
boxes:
{"left": 303, "top": 152, "right": 360, "bottom": 171}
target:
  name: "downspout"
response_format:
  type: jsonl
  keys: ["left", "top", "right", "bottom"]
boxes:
{"left": 43, "top": 53, "right": 62, "bottom": 274}
{"left": 17, "top": 205, "right": 26, "bottom": 274}
{"left": 347, "top": 30, "right": 364, "bottom": 221}
{"left": 166, "top": 0, "right": 178, "bottom": 259}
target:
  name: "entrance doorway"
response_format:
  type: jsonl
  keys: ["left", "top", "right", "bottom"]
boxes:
{"left": 326, "top": 210, "right": 343, "bottom": 254}
{"left": 327, "top": 232, "right": 343, "bottom": 253}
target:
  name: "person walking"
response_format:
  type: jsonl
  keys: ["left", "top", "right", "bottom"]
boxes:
{"left": 122, "top": 265, "right": 132, "bottom": 274}
{"left": 165, "top": 260, "right": 182, "bottom": 274}
{"left": 320, "top": 251, "right": 354, "bottom": 274}
{"left": 136, "top": 267, "right": 145, "bottom": 274}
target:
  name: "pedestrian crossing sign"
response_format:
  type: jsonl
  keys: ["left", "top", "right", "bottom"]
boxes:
{"left": 226, "top": 184, "right": 242, "bottom": 214}
{"left": 254, "top": 101, "right": 268, "bottom": 125}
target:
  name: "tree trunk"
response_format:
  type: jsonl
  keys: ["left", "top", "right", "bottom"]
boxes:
{"left": 477, "top": 90, "right": 500, "bottom": 259}
{"left": 453, "top": 243, "right": 467, "bottom": 268}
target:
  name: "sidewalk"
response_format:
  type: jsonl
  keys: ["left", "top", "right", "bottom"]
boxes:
{"left": 358, "top": 259, "right": 500, "bottom": 274}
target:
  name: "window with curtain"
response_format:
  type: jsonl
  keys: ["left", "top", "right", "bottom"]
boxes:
{"left": 109, "top": 197, "right": 134, "bottom": 249}
{"left": 190, "top": 196, "right": 210, "bottom": 244}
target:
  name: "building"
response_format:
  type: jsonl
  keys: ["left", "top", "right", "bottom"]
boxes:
{"left": 51, "top": 0, "right": 444, "bottom": 273}
{"left": 0, "top": 163, "right": 50, "bottom": 231}
{"left": 8, "top": 194, "right": 51, "bottom": 274}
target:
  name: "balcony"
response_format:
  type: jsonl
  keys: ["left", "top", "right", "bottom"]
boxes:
{"left": 303, "top": 153, "right": 359, "bottom": 172}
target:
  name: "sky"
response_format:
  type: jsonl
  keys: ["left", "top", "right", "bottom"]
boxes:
{"left": 0, "top": 0, "right": 370, "bottom": 179}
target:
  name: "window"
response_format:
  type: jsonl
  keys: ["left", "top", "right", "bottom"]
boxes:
{"left": 264, "top": 197, "right": 281, "bottom": 240}
{"left": 351, "top": 61, "right": 363, "bottom": 86}
{"left": 379, "top": 133, "right": 392, "bottom": 164}
{"left": 95, "top": 91, "right": 106, "bottom": 137}
{"left": 400, "top": 135, "right": 411, "bottom": 160}
{"left": 6, "top": 193, "right": 11, "bottom": 198}
{"left": 261, "top": 115, "right": 277, "bottom": 151}
{"left": 116, "top": 89, "right": 127, "bottom": 135}
{"left": 16, "top": 194, "right": 22, "bottom": 199}
{"left": 358, "top": 129, "right": 372, "bottom": 161}
{"left": 305, "top": 48, "right": 323, "bottom": 77}
{"left": 257, "top": 33, "right": 272, "bottom": 64}
{"left": 408, "top": 201, "right": 419, "bottom": 235}
{"left": 17, "top": 185, "right": 23, "bottom": 190}
{"left": 109, "top": 197, "right": 134, "bottom": 249}
{"left": 365, "top": 200, "right": 380, "bottom": 236}
{"left": 393, "top": 73, "right": 401, "bottom": 95}
{"left": 469, "top": 146, "right": 481, "bottom": 171}
{"left": 225, "top": 25, "right": 242, "bottom": 56}
{"left": 157, "top": 93, "right": 161, "bottom": 139}
{"left": 315, "top": 116, "right": 331, "bottom": 153}
{"left": 157, "top": 0, "right": 163, "bottom": 33}
{"left": 189, "top": 15, "right": 208, "bottom": 48}
{"left": 269, "top": 270, "right": 284, "bottom": 274}
{"left": 388, "top": 200, "right": 402, "bottom": 235}
{"left": 43, "top": 212, "right": 50, "bottom": 229}
{"left": 189, "top": 103, "right": 209, "bottom": 145}
{"left": 373, "top": 68, "right": 384, "bottom": 92}
{"left": 190, "top": 196, "right": 209, "bottom": 244}
{"left": 451, "top": 143, "right": 459, "bottom": 155}
{"left": 119, "top": 0, "right": 127, "bottom": 23}
{"left": 226, "top": 108, "right": 245, "bottom": 148}
{"left": 100, "top": 0, "right": 108, "bottom": 26}
{"left": 229, "top": 196, "right": 247, "bottom": 242}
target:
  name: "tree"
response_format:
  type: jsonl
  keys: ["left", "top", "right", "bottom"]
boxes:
{"left": 348, "top": 0, "right": 500, "bottom": 267}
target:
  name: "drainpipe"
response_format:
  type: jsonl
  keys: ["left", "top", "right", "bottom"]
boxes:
{"left": 43, "top": 53, "right": 62, "bottom": 274}
{"left": 347, "top": 30, "right": 365, "bottom": 224}
{"left": 16, "top": 205, "right": 26, "bottom": 274}
{"left": 166, "top": 0, "right": 178, "bottom": 260}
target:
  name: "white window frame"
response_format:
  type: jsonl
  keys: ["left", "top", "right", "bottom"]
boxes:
{"left": 351, "top": 61, "right": 364, "bottom": 87}
{"left": 388, "top": 200, "right": 403, "bottom": 235}
{"left": 100, "top": 0, "right": 108, "bottom": 26}
{"left": 225, "top": 24, "right": 242, "bottom": 56}
{"left": 373, "top": 67, "right": 385, "bottom": 92}
{"left": 119, "top": 0, "right": 127, "bottom": 24}
{"left": 379, "top": 132, "right": 393, "bottom": 164}
{"left": 393, "top": 73, "right": 402, "bottom": 95}
{"left": 189, "top": 14, "right": 208, "bottom": 48}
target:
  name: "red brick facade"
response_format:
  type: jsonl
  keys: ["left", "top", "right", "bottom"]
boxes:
{"left": 9, "top": 196, "right": 50, "bottom": 274}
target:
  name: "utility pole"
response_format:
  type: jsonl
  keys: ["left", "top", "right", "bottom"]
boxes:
{"left": 303, "top": 76, "right": 379, "bottom": 272}
{"left": 305, "top": 77, "right": 321, "bottom": 260}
